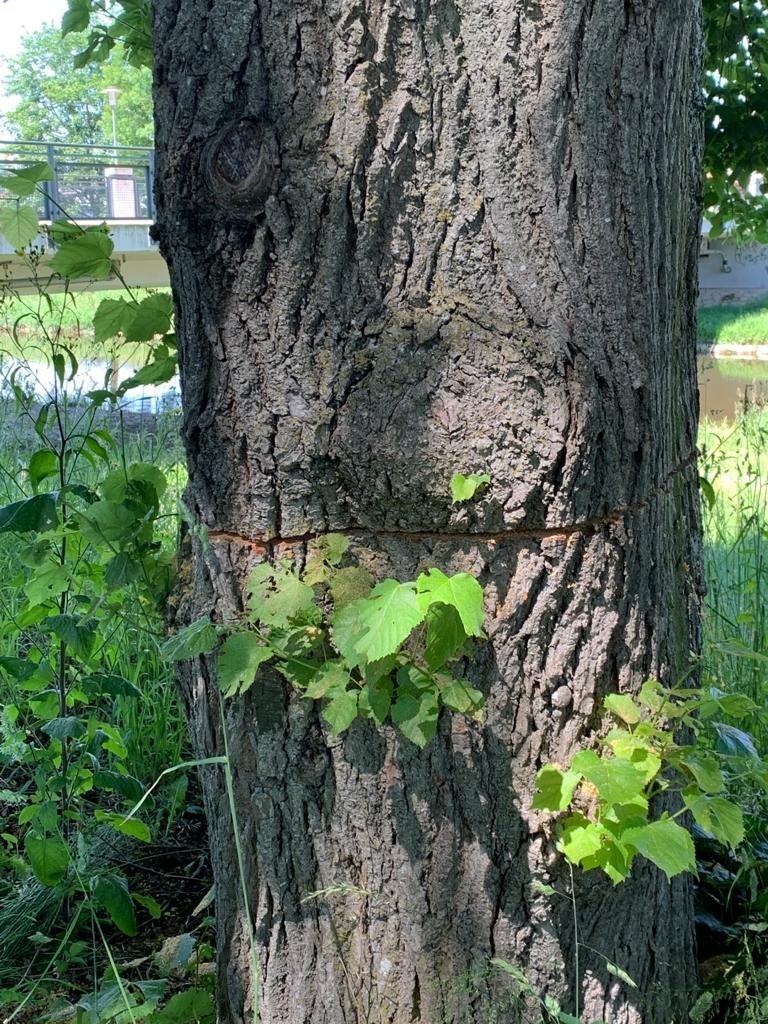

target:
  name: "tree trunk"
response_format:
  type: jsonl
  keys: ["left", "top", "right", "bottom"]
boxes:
{"left": 152, "top": 1, "right": 703, "bottom": 1021}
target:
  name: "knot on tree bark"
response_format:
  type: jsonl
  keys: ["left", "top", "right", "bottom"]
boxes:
{"left": 203, "top": 118, "right": 279, "bottom": 215}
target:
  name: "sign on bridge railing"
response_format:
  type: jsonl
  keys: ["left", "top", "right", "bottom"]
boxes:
{"left": 0, "top": 140, "right": 155, "bottom": 222}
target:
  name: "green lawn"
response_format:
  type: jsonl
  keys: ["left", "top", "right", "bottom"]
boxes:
{"left": 698, "top": 299, "right": 768, "bottom": 344}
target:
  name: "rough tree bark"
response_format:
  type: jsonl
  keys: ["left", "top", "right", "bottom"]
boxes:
{"left": 152, "top": 1, "right": 703, "bottom": 1021}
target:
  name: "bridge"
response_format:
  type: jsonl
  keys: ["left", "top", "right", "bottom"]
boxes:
{"left": 0, "top": 141, "right": 169, "bottom": 292}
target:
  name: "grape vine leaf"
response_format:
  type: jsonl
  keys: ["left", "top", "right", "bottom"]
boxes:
{"left": 352, "top": 579, "right": 425, "bottom": 662}
{"left": 416, "top": 569, "right": 485, "bottom": 637}
{"left": 622, "top": 819, "right": 696, "bottom": 879}
{"left": 218, "top": 632, "right": 273, "bottom": 697}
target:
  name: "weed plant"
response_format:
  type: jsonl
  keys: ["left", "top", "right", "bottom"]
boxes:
{"left": 698, "top": 300, "right": 768, "bottom": 345}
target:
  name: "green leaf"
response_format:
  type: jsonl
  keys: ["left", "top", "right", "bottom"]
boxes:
{"left": 150, "top": 988, "right": 214, "bottom": 1024}
{"left": 217, "top": 632, "right": 273, "bottom": 697}
{"left": 95, "top": 810, "right": 151, "bottom": 843}
{"left": 416, "top": 568, "right": 485, "bottom": 637}
{"left": 439, "top": 677, "right": 484, "bottom": 715}
{"left": 604, "top": 693, "right": 642, "bottom": 725}
{"left": 450, "top": 472, "right": 491, "bottom": 503}
{"left": 93, "top": 874, "right": 137, "bottom": 936}
{"left": 104, "top": 552, "right": 142, "bottom": 588}
{"left": 605, "top": 961, "right": 638, "bottom": 989}
{"left": 353, "top": 579, "right": 426, "bottom": 662}
{"left": 329, "top": 566, "right": 374, "bottom": 607}
{"left": 716, "top": 693, "right": 759, "bottom": 718}
{"left": 622, "top": 819, "right": 697, "bottom": 879}
{"left": 699, "top": 475, "right": 716, "bottom": 511}
{"left": 681, "top": 754, "right": 724, "bottom": 794}
{"left": 391, "top": 666, "right": 439, "bottom": 747}
{"left": 92, "top": 770, "right": 144, "bottom": 802}
{"left": 41, "top": 614, "right": 96, "bottom": 660}
{"left": 247, "top": 562, "right": 318, "bottom": 627}
{"left": 123, "top": 293, "right": 174, "bottom": 343}
{"left": 81, "top": 674, "right": 142, "bottom": 699}
{"left": 25, "top": 834, "right": 70, "bottom": 887}
{"left": 77, "top": 499, "right": 136, "bottom": 543}
{"left": 0, "top": 204, "right": 39, "bottom": 248}
{"left": 558, "top": 814, "right": 605, "bottom": 865}
{"left": 0, "top": 162, "right": 53, "bottom": 197}
{"left": 532, "top": 765, "right": 581, "bottom": 812}
{"left": 424, "top": 603, "right": 468, "bottom": 669}
{"left": 93, "top": 296, "right": 135, "bottom": 344}
{"left": 41, "top": 716, "right": 87, "bottom": 741}
{"left": 118, "top": 354, "right": 177, "bottom": 391}
{"left": 358, "top": 675, "right": 393, "bottom": 725}
{"left": 0, "top": 493, "right": 58, "bottom": 534}
{"left": 61, "top": 0, "right": 92, "bottom": 35}
{"left": 28, "top": 449, "right": 58, "bottom": 489}
{"left": 304, "top": 661, "right": 349, "bottom": 699}
{"left": 160, "top": 618, "right": 218, "bottom": 662}
{"left": 322, "top": 688, "right": 359, "bottom": 735}
{"left": 133, "top": 892, "right": 163, "bottom": 920}
{"left": 49, "top": 228, "right": 114, "bottom": 280}
{"left": 683, "top": 793, "right": 744, "bottom": 849}
{"left": 576, "top": 755, "right": 648, "bottom": 807}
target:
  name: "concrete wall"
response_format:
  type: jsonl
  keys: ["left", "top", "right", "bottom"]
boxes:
{"left": 699, "top": 241, "right": 768, "bottom": 305}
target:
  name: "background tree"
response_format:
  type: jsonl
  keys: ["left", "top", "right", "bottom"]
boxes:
{"left": 1, "top": 23, "right": 152, "bottom": 146}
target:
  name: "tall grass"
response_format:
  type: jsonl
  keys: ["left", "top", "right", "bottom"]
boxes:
{"left": 700, "top": 406, "right": 768, "bottom": 750}
{"left": 698, "top": 300, "right": 768, "bottom": 345}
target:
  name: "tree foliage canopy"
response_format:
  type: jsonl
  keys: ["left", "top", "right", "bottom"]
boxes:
{"left": 1, "top": 22, "right": 153, "bottom": 146}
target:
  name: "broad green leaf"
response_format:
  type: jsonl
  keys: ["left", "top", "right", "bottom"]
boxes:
{"left": 95, "top": 810, "right": 152, "bottom": 843}
{"left": 716, "top": 693, "right": 759, "bottom": 718}
{"left": 133, "top": 893, "right": 162, "bottom": 919}
{"left": 123, "top": 292, "right": 174, "bottom": 343}
{"left": 622, "top": 819, "right": 696, "bottom": 879}
{"left": 424, "top": 603, "right": 468, "bottom": 669}
{"left": 353, "top": 579, "right": 425, "bottom": 662}
{"left": 532, "top": 765, "right": 581, "bottom": 812}
{"left": 104, "top": 552, "right": 142, "bottom": 588}
{"left": 93, "top": 296, "right": 134, "bottom": 344}
{"left": 25, "top": 833, "right": 70, "bottom": 886}
{"left": 49, "top": 228, "right": 114, "bottom": 280}
{"left": 681, "top": 754, "right": 724, "bottom": 793}
{"left": 160, "top": 618, "right": 218, "bottom": 662}
{"left": 93, "top": 874, "right": 137, "bottom": 936}
{"left": 604, "top": 730, "right": 662, "bottom": 784}
{"left": 117, "top": 354, "right": 177, "bottom": 391}
{"left": 28, "top": 449, "right": 58, "bottom": 488}
{"left": 391, "top": 666, "right": 439, "bottom": 747}
{"left": 439, "top": 677, "right": 484, "bottom": 715}
{"left": 41, "top": 716, "right": 87, "bottom": 741}
{"left": 304, "top": 661, "right": 349, "bottom": 699}
{"left": 61, "top": 0, "right": 92, "bottom": 36}
{"left": 92, "top": 770, "right": 144, "bottom": 802}
{"left": 604, "top": 693, "right": 641, "bottom": 725}
{"left": 0, "top": 204, "right": 39, "bottom": 249}
{"left": 41, "top": 614, "right": 96, "bottom": 659}
{"left": 577, "top": 756, "right": 648, "bottom": 807}
{"left": 150, "top": 988, "right": 214, "bottom": 1024}
{"left": 77, "top": 500, "right": 136, "bottom": 543}
{"left": 24, "top": 565, "right": 70, "bottom": 607}
{"left": 557, "top": 814, "right": 605, "bottom": 865}
{"left": 0, "top": 493, "right": 57, "bottom": 534}
{"left": 684, "top": 793, "right": 744, "bottom": 849}
{"left": 450, "top": 472, "right": 491, "bottom": 503}
{"left": 0, "top": 162, "right": 53, "bottom": 197}
{"left": 358, "top": 675, "right": 393, "bottom": 725}
{"left": 247, "top": 562, "right": 317, "bottom": 627}
{"left": 322, "top": 688, "right": 359, "bottom": 735}
{"left": 217, "top": 632, "right": 273, "bottom": 697}
{"left": 416, "top": 568, "right": 485, "bottom": 637}
{"left": 81, "top": 674, "right": 142, "bottom": 699}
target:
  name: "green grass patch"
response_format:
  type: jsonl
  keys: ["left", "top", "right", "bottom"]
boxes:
{"left": 698, "top": 299, "right": 768, "bottom": 345}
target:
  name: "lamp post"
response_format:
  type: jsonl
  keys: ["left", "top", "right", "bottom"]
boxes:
{"left": 102, "top": 86, "right": 121, "bottom": 148}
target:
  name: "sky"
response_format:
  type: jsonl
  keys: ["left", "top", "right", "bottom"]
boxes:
{"left": 0, "top": 0, "right": 67, "bottom": 114}
{"left": 0, "top": 0, "right": 67, "bottom": 60}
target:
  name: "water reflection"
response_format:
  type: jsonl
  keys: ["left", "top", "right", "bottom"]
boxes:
{"left": 698, "top": 355, "right": 768, "bottom": 421}
{"left": 0, "top": 355, "right": 180, "bottom": 415}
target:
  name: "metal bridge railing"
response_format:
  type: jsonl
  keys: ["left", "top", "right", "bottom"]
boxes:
{"left": 0, "top": 140, "right": 155, "bottom": 222}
